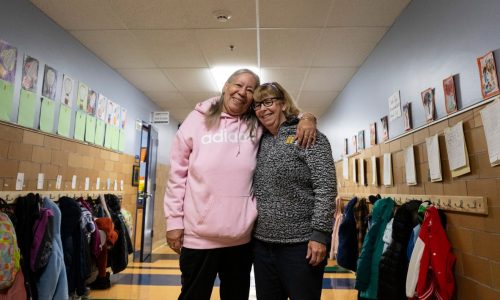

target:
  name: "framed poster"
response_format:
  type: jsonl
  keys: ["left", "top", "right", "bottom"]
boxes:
{"left": 357, "top": 130, "right": 365, "bottom": 151}
{"left": 421, "top": 88, "right": 435, "bottom": 123}
{"left": 370, "top": 122, "right": 377, "bottom": 146}
{"left": 477, "top": 51, "right": 500, "bottom": 99}
{"left": 381, "top": 116, "right": 389, "bottom": 142}
{"left": 403, "top": 102, "right": 412, "bottom": 131}
{"left": 443, "top": 75, "right": 458, "bottom": 114}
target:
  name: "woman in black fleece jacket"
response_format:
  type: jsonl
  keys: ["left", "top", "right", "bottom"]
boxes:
{"left": 252, "top": 82, "right": 337, "bottom": 300}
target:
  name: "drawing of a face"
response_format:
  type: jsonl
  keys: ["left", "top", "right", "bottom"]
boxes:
{"left": 46, "top": 69, "right": 55, "bottom": 86}
{"left": 63, "top": 77, "right": 72, "bottom": 95}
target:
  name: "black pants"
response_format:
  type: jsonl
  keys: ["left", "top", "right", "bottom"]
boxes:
{"left": 178, "top": 243, "right": 253, "bottom": 300}
{"left": 253, "top": 239, "right": 327, "bottom": 300}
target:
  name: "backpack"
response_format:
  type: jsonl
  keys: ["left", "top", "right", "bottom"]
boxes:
{"left": 0, "top": 212, "right": 21, "bottom": 290}
{"left": 30, "top": 207, "right": 54, "bottom": 272}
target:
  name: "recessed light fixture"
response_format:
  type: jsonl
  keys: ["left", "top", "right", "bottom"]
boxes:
{"left": 213, "top": 10, "right": 232, "bottom": 23}
{"left": 210, "top": 66, "right": 260, "bottom": 91}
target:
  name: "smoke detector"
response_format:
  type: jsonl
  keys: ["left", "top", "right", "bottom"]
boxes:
{"left": 213, "top": 10, "right": 232, "bottom": 23}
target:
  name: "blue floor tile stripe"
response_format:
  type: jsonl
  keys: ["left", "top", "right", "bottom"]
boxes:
{"left": 112, "top": 273, "right": 356, "bottom": 289}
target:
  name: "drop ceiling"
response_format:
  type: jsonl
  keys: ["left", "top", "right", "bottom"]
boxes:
{"left": 31, "top": 0, "right": 410, "bottom": 122}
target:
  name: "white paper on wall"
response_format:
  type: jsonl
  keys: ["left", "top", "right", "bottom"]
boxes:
{"left": 444, "top": 121, "right": 466, "bottom": 170}
{"left": 16, "top": 173, "right": 24, "bottom": 191}
{"left": 371, "top": 156, "right": 378, "bottom": 186}
{"left": 71, "top": 175, "right": 77, "bottom": 189}
{"left": 343, "top": 156, "right": 349, "bottom": 180}
{"left": 405, "top": 145, "right": 417, "bottom": 185}
{"left": 352, "top": 158, "right": 357, "bottom": 184}
{"left": 383, "top": 153, "right": 393, "bottom": 186}
{"left": 360, "top": 158, "right": 365, "bottom": 186}
{"left": 37, "top": 173, "right": 44, "bottom": 190}
{"left": 480, "top": 98, "right": 500, "bottom": 166}
{"left": 55, "top": 175, "right": 62, "bottom": 190}
{"left": 388, "top": 91, "right": 402, "bottom": 121}
{"left": 426, "top": 134, "right": 442, "bottom": 182}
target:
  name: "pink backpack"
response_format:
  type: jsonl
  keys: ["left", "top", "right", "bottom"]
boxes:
{"left": 0, "top": 212, "right": 20, "bottom": 290}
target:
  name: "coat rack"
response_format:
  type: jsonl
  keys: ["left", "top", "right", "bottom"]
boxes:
{"left": 0, "top": 190, "right": 124, "bottom": 204}
{"left": 338, "top": 193, "right": 488, "bottom": 215}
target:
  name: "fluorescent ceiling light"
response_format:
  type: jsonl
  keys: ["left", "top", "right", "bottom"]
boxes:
{"left": 210, "top": 66, "right": 260, "bottom": 91}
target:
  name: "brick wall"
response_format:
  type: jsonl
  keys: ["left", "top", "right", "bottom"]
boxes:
{"left": 0, "top": 121, "right": 137, "bottom": 237}
{"left": 336, "top": 107, "right": 500, "bottom": 298}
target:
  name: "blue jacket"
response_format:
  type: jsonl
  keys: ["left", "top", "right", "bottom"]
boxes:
{"left": 38, "top": 198, "right": 68, "bottom": 299}
{"left": 336, "top": 197, "right": 359, "bottom": 271}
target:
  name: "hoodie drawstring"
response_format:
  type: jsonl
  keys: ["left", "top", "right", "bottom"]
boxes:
{"left": 236, "top": 116, "right": 241, "bottom": 157}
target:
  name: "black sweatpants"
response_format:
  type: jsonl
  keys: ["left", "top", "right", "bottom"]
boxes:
{"left": 178, "top": 242, "right": 253, "bottom": 300}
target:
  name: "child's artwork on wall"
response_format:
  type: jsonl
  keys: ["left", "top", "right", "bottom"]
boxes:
{"left": 403, "top": 102, "right": 412, "bottom": 131}
{"left": 357, "top": 130, "right": 365, "bottom": 151}
{"left": 370, "top": 122, "right": 377, "bottom": 146}
{"left": 443, "top": 75, "right": 458, "bottom": 114}
{"left": 477, "top": 51, "right": 500, "bottom": 100}
{"left": 381, "top": 116, "right": 389, "bottom": 141}
{"left": 421, "top": 88, "right": 435, "bottom": 123}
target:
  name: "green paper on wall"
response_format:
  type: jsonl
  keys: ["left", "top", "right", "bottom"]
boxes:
{"left": 74, "top": 110, "right": 86, "bottom": 141}
{"left": 104, "top": 124, "right": 112, "bottom": 149}
{"left": 0, "top": 79, "right": 14, "bottom": 121}
{"left": 85, "top": 115, "right": 96, "bottom": 143}
{"left": 94, "top": 119, "right": 105, "bottom": 146}
{"left": 118, "top": 129, "right": 125, "bottom": 152}
{"left": 39, "top": 97, "right": 55, "bottom": 133}
{"left": 58, "top": 105, "right": 72, "bottom": 137}
{"left": 111, "top": 126, "right": 119, "bottom": 150}
{"left": 17, "top": 89, "right": 36, "bottom": 128}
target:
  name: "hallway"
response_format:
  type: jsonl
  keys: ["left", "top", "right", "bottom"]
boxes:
{"left": 89, "top": 245, "right": 358, "bottom": 299}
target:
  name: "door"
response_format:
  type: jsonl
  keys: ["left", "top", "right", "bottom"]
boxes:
{"left": 134, "top": 123, "right": 158, "bottom": 262}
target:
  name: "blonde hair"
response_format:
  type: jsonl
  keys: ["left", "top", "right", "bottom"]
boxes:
{"left": 204, "top": 69, "right": 260, "bottom": 136}
{"left": 253, "top": 82, "right": 300, "bottom": 118}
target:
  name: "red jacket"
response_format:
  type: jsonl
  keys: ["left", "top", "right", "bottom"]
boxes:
{"left": 416, "top": 206, "right": 456, "bottom": 300}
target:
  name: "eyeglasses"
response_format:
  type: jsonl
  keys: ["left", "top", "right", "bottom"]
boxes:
{"left": 252, "top": 98, "right": 281, "bottom": 110}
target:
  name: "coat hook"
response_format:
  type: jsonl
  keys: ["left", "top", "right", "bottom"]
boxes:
{"left": 467, "top": 200, "right": 477, "bottom": 209}
{"left": 454, "top": 199, "right": 464, "bottom": 209}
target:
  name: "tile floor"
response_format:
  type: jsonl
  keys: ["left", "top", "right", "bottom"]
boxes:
{"left": 89, "top": 245, "right": 358, "bottom": 300}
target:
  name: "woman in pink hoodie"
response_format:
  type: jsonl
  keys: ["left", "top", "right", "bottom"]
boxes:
{"left": 164, "top": 69, "right": 317, "bottom": 300}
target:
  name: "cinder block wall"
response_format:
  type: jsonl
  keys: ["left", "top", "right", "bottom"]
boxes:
{"left": 336, "top": 106, "right": 500, "bottom": 299}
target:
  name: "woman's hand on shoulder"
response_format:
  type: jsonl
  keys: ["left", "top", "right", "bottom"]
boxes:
{"left": 296, "top": 112, "right": 317, "bottom": 148}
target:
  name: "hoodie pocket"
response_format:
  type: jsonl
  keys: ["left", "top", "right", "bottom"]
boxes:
{"left": 193, "top": 195, "right": 257, "bottom": 240}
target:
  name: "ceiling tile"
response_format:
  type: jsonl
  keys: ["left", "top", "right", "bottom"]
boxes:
{"left": 117, "top": 69, "right": 177, "bottom": 92}
{"left": 108, "top": 0, "right": 190, "bottom": 29}
{"left": 31, "top": 0, "right": 125, "bottom": 30}
{"left": 146, "top": 91, "right": 191, "bottom": 108}
{"left": 196, "top": 29, "right": 257, "bottom": 67}
{"left": 313, "top": 27, "right": 387, "bottom": 67}
{"left": 169, "top": 109, "right": 193, "bottom": 123}
{"left": 328, "top": 0, "right": 410, "bottom": 27}
{"left": 260, "top": 0, "right": 332, "bottom": 28}
{"left": 260, "top": 29, "right": 321, "bottom": 67}
{"left": 260, "top": 68, "right": 308, "bottom": 97}
{"left": 297, "top": 90, "right": 339, "bottom": 108}
{"left": 182, "top": 92, "right": 222, "bottom": 105}
{"left": 131, "top": 30, "right": 207, "bottom": 68}
{"left": 70, "top": 30, "right": 156, "bottom": 68}
{"left": 303, "top": 68, "right": 357, "bottom": 91}
{"left": 163, "top": 68, "right": 218, "bottom": 93}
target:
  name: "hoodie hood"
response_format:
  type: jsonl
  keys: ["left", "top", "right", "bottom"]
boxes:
{"left": 194, "top": 97, "right": 219, "bottom": 115}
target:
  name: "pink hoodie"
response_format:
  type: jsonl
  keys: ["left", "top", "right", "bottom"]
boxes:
{"left": 164, "top": 98, "right": 261, "bottom": 249}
